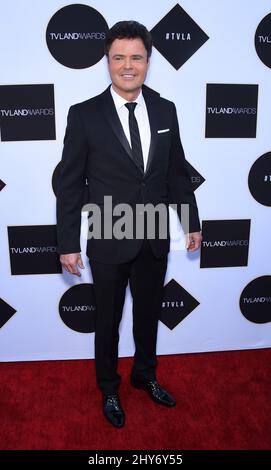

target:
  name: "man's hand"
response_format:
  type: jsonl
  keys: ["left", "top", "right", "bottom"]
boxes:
{"left": 60, "top": 253, "right": 85, "bottom": 276}
{"left": 186, "top": 231, "right": 202, "bottom": 252}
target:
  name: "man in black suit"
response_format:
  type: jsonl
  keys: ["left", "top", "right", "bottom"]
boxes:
{"left": 57, "top": 21, "right": 201, "bottom": 428}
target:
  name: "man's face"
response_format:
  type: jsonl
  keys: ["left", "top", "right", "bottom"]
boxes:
{"left": 107, "top": 38, "right": 149, "bottom": 100}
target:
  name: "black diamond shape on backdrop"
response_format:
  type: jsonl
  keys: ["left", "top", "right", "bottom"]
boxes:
{"left": 0, "top": 179, "right": 6, "bottom": 191}
{"left": 160, "top": 279, "right": 199, "bottom": 329}
{"left": 0, "top": 298, "right": 16, "bottom": 328}
{"left": 151, "top": 4, "right": 209, "bottom": 70}
{"left": 186, "top": 161, "right": 205, "bottom": 191}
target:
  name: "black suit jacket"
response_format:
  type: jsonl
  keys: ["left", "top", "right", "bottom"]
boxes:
{"left": 56, "top": 85, "right": 200, "bottom": 263}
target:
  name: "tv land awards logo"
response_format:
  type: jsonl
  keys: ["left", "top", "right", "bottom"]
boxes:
{"left": 59, "top": 284, "right": 96, "bottom": 333}
{"left": 7, "top": 225, "right": 62, "bottom": 275}
{"left": 205, "top": 84, "right": 258, "bottom": 138}
{"left": 46, "top": 4, "right": 108, "bottom": 69}
{"left": 248, "top": 152, "right": 271, "bottom": 206}
{"left": 0, "top": 298, "right": 17, "bottom": 329}
{"left": 200, "top": 220, "right": 251, "bottom": 268}
{"left": 255, "top": 13, "right": 271, "bottom": 68}
{"left": 185, "top": 161, "right": 205, "bottom": 191}
{"left": 0, "top": 84, "right": 55, "bottom": 141}
{"left": 160, "top": 279, "right": 199, "bottom": 329}
{"left": 240, "top": 276, "right": 271, "bottom": 323}
{"left": 151, "top": 3, "right": 209, "bottom": 70}
{"left": 0, "top": 179, "right": 6, "bottom": 192}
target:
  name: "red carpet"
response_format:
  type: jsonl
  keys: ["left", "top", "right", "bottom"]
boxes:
{"left": 0, "top": 349, "right": 270, "bottom": 450}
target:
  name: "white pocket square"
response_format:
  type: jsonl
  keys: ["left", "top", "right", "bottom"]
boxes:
{"left": 157, "top": 128, "right": 170, "bottom": 134}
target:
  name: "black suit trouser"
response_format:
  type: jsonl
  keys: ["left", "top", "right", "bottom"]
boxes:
{"left": 89, "top": 238, "right": 168, "bottom": 394}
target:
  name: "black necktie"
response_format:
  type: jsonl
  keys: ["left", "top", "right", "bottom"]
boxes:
{"left": 125, "top": 102, "right": 144, "bottom": 172}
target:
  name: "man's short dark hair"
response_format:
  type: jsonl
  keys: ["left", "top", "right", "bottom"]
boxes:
{"left": 105, "top": 20, "right": 152, "bottom": 59}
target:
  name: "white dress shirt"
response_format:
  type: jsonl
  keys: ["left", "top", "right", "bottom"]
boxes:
{"left": 110, "top": 86, "right": 151, "bottom": 171}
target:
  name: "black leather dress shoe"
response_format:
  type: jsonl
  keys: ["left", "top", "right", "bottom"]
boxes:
{"left": 103, "top": 394, "right": 125, "bottom": 428}
{"left": 131, "top": 378, "right": 176, "bottom": 407}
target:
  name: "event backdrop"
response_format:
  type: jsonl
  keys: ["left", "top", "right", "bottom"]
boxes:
{"left": 0, "top": 0, "right": 270, "bottom": 361}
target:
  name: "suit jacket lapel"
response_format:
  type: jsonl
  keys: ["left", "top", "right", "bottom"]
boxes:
{"left": 100, "top": 87, "right": 143, "bottom": 173}
{"left": 100, "top": 86, "right": 161, "bottom": 176}
{"left": 142, "top": 87, "right": 160, "bottom": 176}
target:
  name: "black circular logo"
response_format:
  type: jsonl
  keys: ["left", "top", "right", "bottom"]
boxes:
{"left": 52, "top": 161, "right": 89, "bottom": 201}
{"left": 240, "top": 276, "right": 271, "bottom": 324}
{"left": 46, "top": 4, "right": 108, "bottom": 69}
{"left": 255, "top": 13, "right": 271, "bottom": 68}
{"left": 59, "top": 283, "right": 96, "bottom": 333}
{"left": 248, "top": 152, "right": 271, "bottom": 206}
{"left": 52, "top": 161, "right": 61, "bottom": 196}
